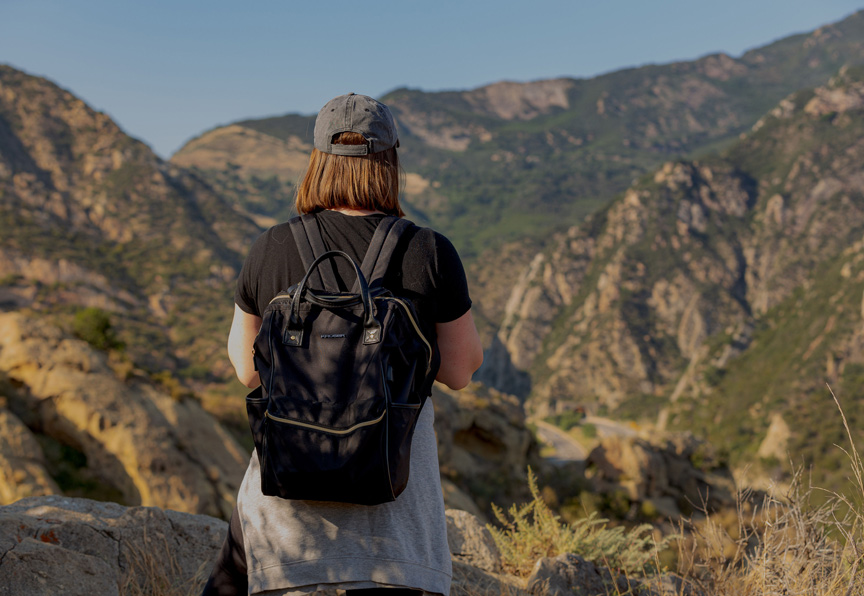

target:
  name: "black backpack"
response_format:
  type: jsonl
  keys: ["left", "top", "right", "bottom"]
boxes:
{"left": 245, "top": 213, "right": 440, "bottom": 505}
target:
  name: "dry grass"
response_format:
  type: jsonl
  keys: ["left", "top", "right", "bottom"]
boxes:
{"left": 674, "top": 387, "right": 864, "bottom": 595}
{"left": 118, "top": 526, "right": 210, "bottom": 596}
{"left": 486, "top": 388, "right": 864, "bottom": 596}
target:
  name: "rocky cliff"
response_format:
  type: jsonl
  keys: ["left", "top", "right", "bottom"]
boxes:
{"left": 0, "top": 312, "right": 248, "bottom": 517}
{"left": 488, "top": 66, "right": 864, "bottom": 484}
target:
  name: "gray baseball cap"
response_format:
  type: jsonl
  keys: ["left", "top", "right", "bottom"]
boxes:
{"left": 313, "top": 93, "right": 399, "bottom": 156}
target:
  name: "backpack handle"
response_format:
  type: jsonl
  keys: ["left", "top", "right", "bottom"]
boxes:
{"left": 285, "top": 250, "right": 381, "bottom": 346}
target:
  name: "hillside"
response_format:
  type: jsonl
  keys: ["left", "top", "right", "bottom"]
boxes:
{"left": 172, "top": 11, "right": 864, "bottom": 262}
{"left": 491, "top": 65, "right": 864, "bottom": 487}
{"left": 0, "top": 64, "right": 261, "bottom": 379}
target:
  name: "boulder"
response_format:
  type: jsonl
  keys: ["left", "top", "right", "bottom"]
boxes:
{"left": 526, "top": 553, "right": 639, "bottom": 596}
{"left": 451, "top": 560, "right": 529, "bottom": 596}
{"left": 0, "top": 538, "right": 120, "bottom": 596}
{"left": 0, "top": 496, "right": 530, "bottom": 596}
{"left": 445, "top": 509, "right": 501, "bottom": 573}
{"left": 0, "top": 495, "right": 226, "bottom": 596}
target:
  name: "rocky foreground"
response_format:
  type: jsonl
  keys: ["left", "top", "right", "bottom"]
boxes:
{"left": 0, "top": 496, "right": 695, "bottom": 596}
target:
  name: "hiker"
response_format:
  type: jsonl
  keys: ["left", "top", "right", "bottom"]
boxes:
{"left": 202, "top": 93, "right": 483, "bottom": 596}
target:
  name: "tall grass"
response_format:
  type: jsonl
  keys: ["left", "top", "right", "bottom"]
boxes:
{"left": 119, "top": 526, "right": 210, "bottom": 596}
{"left": 487, "top": 388, "right": 864, "bottom": 595}
{"left": 676, "top": 387, "right": 864, "bottom": 595}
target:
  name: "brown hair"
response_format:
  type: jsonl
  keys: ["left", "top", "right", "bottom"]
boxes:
{"left": 296, "top": 132, "right": 404, "bottom": 216}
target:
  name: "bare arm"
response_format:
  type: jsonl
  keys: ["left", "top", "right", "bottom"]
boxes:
{"left": 435, "top": 309, "right": 483, "bottom": 390}
{"left": 227, "top": 304, "right": 262, "bottom": 388}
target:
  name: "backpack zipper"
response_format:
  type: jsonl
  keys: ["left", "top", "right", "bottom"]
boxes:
{"left": 265, "top": 410, "right": 386, "bottom": 434}
{"left": 381, "top": 297, "right": 433, "bottom": 371}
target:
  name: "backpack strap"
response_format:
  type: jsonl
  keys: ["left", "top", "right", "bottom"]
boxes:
{"left": 289, "top": 213, "right": 340, "bottom": 290}
{"left": 353, "top": 216, "right": 413, "bottom": 292}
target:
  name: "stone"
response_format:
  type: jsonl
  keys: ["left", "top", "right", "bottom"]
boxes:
{"left": 450, "top": 560, "right": 529, "bottom": 596}
{"left": 586, "top": 433, "right": 735, "bottom": 518}
{"left": 526, "top": 553, "right": 638, "bottom": 596}
{"left": 0, "top": 495, "right": 226, "bottom": 596}
{"left": 445, "top": 509, "right": 501, "bottom": 573}
{"left": 433, "top": 384, "right": 537, "bottom": 512}
{"left": 0, "top": 538, "right": 120, "bottom": 596}
{"left": 0, "top": 495, "right": 531, "bottom": 596}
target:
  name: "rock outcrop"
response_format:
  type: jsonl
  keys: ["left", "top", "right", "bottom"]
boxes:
{"left": 0, "top": 496, "right": 225, "bottom": 596}
{"left": 433, "top": 384, "right": 538, "bottom": 514}
{"left": 0, "top": 312, "right": 247, "bottom": 517}
{"left": 586, "top": 433, "right": 736, "bottom": 518}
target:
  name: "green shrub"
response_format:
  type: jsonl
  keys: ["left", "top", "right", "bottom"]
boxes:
{"left": 72, "top": 307, "right": 123, "bottom": 351}
{"left": 487, "top": 467, "right": 667, "bottom": 577}
{"left": 545, "top": 410, "right": 585, "bottom": 431}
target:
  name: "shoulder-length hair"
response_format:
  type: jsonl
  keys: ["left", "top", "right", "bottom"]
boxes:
{"left": 295, "top": 132, "right": 404, "bottom": 216}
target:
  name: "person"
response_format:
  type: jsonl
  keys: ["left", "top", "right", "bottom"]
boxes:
{"left": 202, "top": 93, "right": 483, "bottom": 596}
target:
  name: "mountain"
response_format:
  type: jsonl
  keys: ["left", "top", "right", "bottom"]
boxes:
{"left": 173, "top": 11, "right": 864, "bottom": 262}
{"left": 5, "top": 9, "right": 864, "bottom": 506}
{"left": 490, "top": 65, "right": 864, "bottom": 487}
{"left": 0, "top": 64, "right": 261, "bottom": 378}
{"left": 170, "top": 11, "right": 864, "bottom": 342}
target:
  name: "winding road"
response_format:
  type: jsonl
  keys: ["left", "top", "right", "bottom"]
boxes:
{"left": 532, "top": 419, "right": 587, "bottom": 463}
{"left": 532, "top": 416, "right": 639, "bottom": 466}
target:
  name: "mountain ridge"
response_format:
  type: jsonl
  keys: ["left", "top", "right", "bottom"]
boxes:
{"left": 171, "top": 11, "right": 864, "bottom": 267}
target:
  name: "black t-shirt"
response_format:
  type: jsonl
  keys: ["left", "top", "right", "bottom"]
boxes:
{"left": 234, "top": 211, "right": 472, "bottom": 330}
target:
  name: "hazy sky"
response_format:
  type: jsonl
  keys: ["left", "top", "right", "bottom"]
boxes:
{"left": 2, "top": 1, "right": 862, "bottom": 158}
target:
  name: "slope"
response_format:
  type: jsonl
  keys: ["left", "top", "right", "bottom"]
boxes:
{"left": 493, "top": 65, "right": 864, "bottom": 488}
{"left": 0, "top": 64, "right": 261, "bottom": 379}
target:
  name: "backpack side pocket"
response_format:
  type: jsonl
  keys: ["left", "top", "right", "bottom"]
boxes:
{"left": 246, "top": 386, "right": 269, "bottom": 463}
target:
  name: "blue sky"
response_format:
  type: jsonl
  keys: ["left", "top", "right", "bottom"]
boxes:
{"left": 2, "top": 1, "right": 862, "bottom": 158}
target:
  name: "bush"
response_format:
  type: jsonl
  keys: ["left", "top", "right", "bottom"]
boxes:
{"left": 487, "top": 467, "right": 667, "bottom": 577}
{"left": 72, "top": 307, "right": 123, "bottom": 351}
{"left": 545, "top": 410, "right": 585, "bottom": 431}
